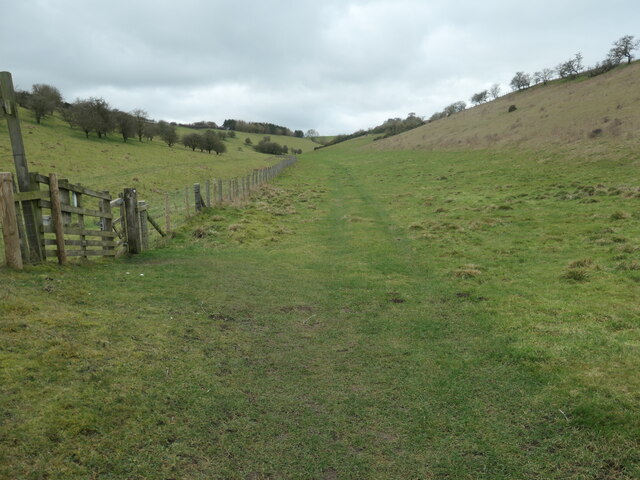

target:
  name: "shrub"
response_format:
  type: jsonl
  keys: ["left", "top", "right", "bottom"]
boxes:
{"left": 508, "top": 105, "right": 517, "bottom": 113}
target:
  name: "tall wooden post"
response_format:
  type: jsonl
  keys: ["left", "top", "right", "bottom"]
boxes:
{"left": 217, "top": 179, "right": 223, "bottom": 204}
{"left": 123, "top": 188, "right": 141, "bottom": 254}
{"left": 1, "top": 71, "right": 42, "bottom": 263}
{"left": 48, "top": 173, "right": 67, "bottom": 265}
{"left": 0, "top": 172, "right": 23, "bottom": 269}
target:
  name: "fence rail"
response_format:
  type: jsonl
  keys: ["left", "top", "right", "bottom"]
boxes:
{"left": 1, "top": 156, "right": 298, "bottom": 269}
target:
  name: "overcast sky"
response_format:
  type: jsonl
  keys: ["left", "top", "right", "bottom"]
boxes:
{"left": 2, "top": 0, "right": 639, "bottom": 135}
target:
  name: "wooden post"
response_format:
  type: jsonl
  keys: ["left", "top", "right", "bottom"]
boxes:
{"left": 48, "top": 174, "right": 67, "bottom": 265}
{"left": 99, "top": 191, "right": 113, "bottom": 256}
{"left": 139, "top": 201, "right": 149, "bottom": 251}
{"left": 74, "top": 190, "right": 87, "bottom": 258}
{"left": 164, "top": 193, "right": 171, "bottom": 233}
{"left": 1, "top": 72, "right": 42, "bottom": 263}
{"left": 217, "top": 179, "right": 223, "bottom": 204}
{"left": 205, "top": 180, "right": 211, "bottom": 207}
{"left": 194, "top": 183, "right": 202, "bottom": 212}
{"left": 0, "top": 173, "right": 23, "bottom": 269}
{"left": 123, "top": 188, "right": 141, "bottom": 254}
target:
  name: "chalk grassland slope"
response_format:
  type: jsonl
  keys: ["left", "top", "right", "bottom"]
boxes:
{"left": 0, "top": 108, "right": 317, "bottom": 203}
{"left": 374, "top": 61, "right": 640, "bottom": 153}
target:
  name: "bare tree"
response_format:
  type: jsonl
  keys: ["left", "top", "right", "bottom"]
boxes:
{"left": 471, "top": 90, "right": 489, "bottom": 105}
{"left": 609, "top": 35, "right": 640, "bottom": 64}
{"left": 489, "top": 83, "right": 501, "bottom": 100}
{"left": 29, "top": 84, "right": 62, "bottom": 123}
{"left": 510, "top": 72, "right": 531, "bottom": 91}
{"left": 534, "top": 68, "right": 555, "bottom": 85}
{"left": 132, "top": 109, "right": 148, "bottom": 142}
{"left": 114, "top": 110, "right": 136, "bottom": 142}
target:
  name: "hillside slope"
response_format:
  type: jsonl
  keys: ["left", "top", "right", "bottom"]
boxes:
{"left": 373, "top": 61, "right": 640, "bottom": 153}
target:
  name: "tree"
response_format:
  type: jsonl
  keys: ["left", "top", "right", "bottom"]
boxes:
{"left": 471, "top": 90, "right": 489, "bottom": 105}
{"left": 533, "top": 68, "right": 554, "bottom": 85}
{"left": 158, "top": 121, "right": 178, "bottom": 147}
{"left": 71, "top": 99, "right": 95, "bottom": 138}
{"left": 305, "top": 129, "right": 319, "bottom": 138}
{"left": 132, "top": 109, "right": 148, "bottom": 142}
{"left": 510, "top": 72, "right": 531, "bottom": 91}
{"left": 556, "top": 53, "right": 583, "bottom": 79}
{"left": 91, "top": 98, "right": 114, "bottom": 138}
{"left": 443, "top": 101, "right": 466, "bottom": 116}
{"left": 144, "top": 122, "right": 158, "bottom": 141}
{"left": 114, "top": 110, "right": 136, "bottom": 142}
{"left": 182, "top": 132, "right": 202, "bottom": 151}
{"left": 609, "top": 35, "right": 640, "bottom": 64}
{"left": 29, "top": 84, "right": 62, "bottom": 123}
{"left": 489, "top": 83, "right": 501, "bottom": 99}
{"left": 294, "top": 130, "right": 304, "bottom": 138}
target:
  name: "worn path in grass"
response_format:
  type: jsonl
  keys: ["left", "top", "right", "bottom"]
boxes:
{"left": 1, "top": 147, "right": 639, "bottom": 479}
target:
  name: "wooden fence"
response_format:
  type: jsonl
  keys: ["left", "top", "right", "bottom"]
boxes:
{"left": 1, "top": 156, "right": 298, "bottom": 269}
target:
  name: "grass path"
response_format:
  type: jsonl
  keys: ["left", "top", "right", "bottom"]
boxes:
{"left": 1, "top": 149, "right": 639, "bottom": 479}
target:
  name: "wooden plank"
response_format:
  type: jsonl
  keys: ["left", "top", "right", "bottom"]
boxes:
{"left": 147, "top": 213, "right": 166, "bottom": 237}
{"left": 41, "top": 224, "right": 116, "bottom": 237}
{"left": 0, "top": 172, "right": 23, "bottom": 269}
{"left": 48, "top": 173, "right": 67, "bottom": 265}
{"left": 45, "top": 249, "right": 117, "bottom": 257}
{"left": 13, "top": 190, "right": 49, "bottom": 202}
{"left": 44, "top": 239, "right": 118, "bottom": 247}
{"left": 110, "top": 197, "right": 124, "bottom": 207}
{"left": 38, "top": 200, "right": 113, "bottom": 219}
{"left": 33, "top": 175, "right": 111, "bottom": 200}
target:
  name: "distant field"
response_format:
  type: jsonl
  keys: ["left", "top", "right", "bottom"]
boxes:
{"left": 0, "top": 107, "right": 316, "bottom": 205}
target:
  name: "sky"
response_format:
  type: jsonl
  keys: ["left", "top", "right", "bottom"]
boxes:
{"left": 2, "top": 0, "right": 639, "bottom": 135}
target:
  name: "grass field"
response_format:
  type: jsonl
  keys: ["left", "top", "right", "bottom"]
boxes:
{"left": 1, "top": 126, "right": 639, "bottom": 478}
{"left": 0, "top": 107, "right": 317, "bottom": 216}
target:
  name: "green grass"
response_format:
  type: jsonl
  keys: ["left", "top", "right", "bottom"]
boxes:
{"left": 1, "top": 134, "right": 639, "bottom": 478}
{"left": 0, "top": 107, "right": 317, "bottom": 207}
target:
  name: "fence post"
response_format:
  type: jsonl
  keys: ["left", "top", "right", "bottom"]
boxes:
{"left": 0, "top": 72, "right": 42, "bottom": 264}
{"left": 0, "top": 172, "right": 23, "bottom": 269}
{"left": 123, "top": 188, "right": 141, "bottom": 254}
{"left": 205, "top": 180, "right": 211, "bottom": 207}
{"left": 48, "top": 173, "right": 67, "bottom": 265}
{"left": 194, "top": 183, "right": 202, "bottom": 212}
{"left": 139, "top": 201, "right": 149, "bottom": 251}
{"left": 164, "top": 193, "right": 171, "bottom": 233}
{"left": 99, "top": 191, "right": 113, "bottom": 256}
{"left": 184, "top": 186, "right": 190, "bottom": 217}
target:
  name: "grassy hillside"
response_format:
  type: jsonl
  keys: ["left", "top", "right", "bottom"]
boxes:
{"left": 1, "top": 62, "right": 639, "bottom": 478}
{"left": 0, "top": 107, "right": 317, "bottom": 205}
{"left": 374, "top": 61, "right": 640, "bottom": 153}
